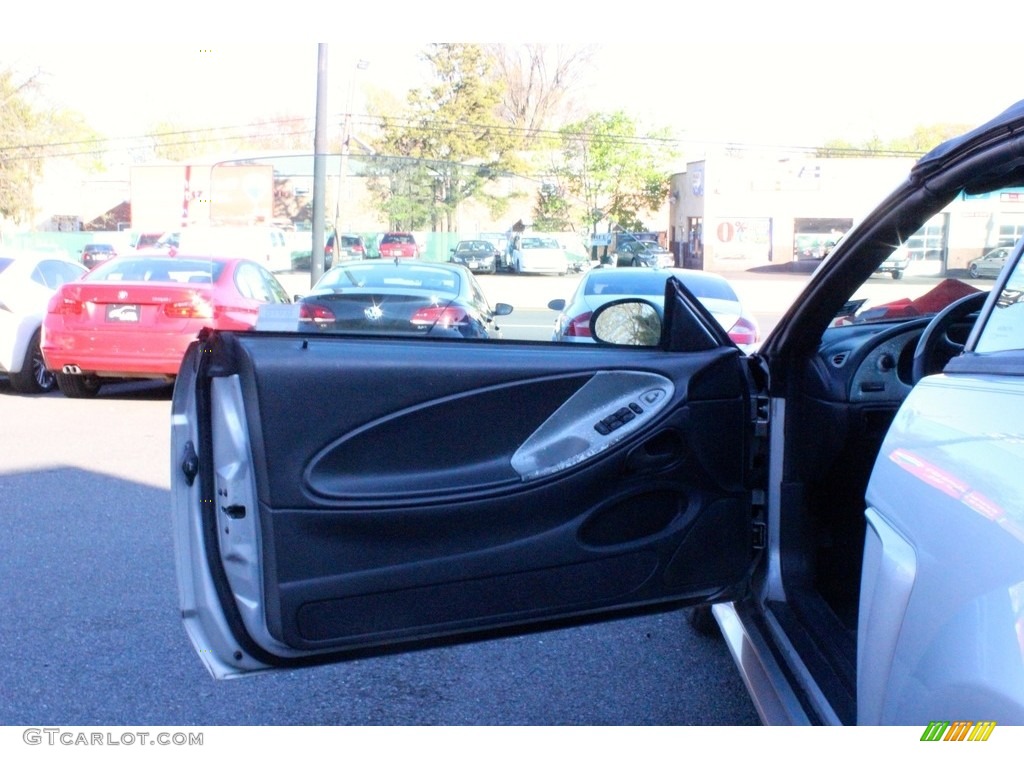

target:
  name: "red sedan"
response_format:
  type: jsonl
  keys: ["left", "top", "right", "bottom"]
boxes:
{"left": 41, "top": 253, "right": 291, "bottom": 397}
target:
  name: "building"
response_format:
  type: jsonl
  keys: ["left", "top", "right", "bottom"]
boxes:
{"left": 668, "top": 154, "right": 914, "bottom": 271}
{"left": 669, "top": 152, "right": 1024, "bottom": 275}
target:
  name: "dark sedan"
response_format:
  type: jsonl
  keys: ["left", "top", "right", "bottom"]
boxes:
{"left": 449, "top": 239, "right": 501, "bottom": 274}
{"left": 80, "top": 242, "right": 118, "bottom": 270}
{"left": 297, "top": 259, "right": 512, "bottom": 338}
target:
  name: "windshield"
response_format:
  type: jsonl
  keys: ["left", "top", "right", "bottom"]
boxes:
{"left": 830, "top": 196, "right": 1021, "bottom": 327}
{"left": 86, "top": 257, "right": 227, "bottom": 283}
{"left": 315, "top": 263, "right": 461, "bottom": 294}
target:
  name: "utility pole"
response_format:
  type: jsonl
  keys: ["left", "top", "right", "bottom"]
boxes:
{"left": 311, "top": 44, "right": 329, "bottom": 287}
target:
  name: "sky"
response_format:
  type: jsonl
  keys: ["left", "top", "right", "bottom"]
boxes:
{"left": 2, "top": 4, "right": 1022, "bottom": 157}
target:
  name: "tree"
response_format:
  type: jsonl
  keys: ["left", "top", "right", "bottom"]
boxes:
{"left": 489, "top": 44, "right": 595, "bottom": 146}
{"left": 532, "top": 182, "right": 574, "bottom": 231}
{"left": 557, "top": 111, "right": 677, "bottom": 233}
{"left": 373, "top": 44, "right": 518, "bottom": 231}
{"left": 819, "top": 123, "right": 971, "bottom": 158}
{"left": 148, "top": 114, "right": 314, "bottom": 162}
{"left": 0, "top": 68, "right": 100, "bottom": 225}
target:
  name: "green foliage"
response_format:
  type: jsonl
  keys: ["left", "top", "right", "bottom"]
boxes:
{"left": 532, "top": 183, "right": 574, "bottom": 231}
{"left": 0, "top": 69, "right": 102, "bottom": 224}
{"left": 557, "top": 111, "right": 677, "bottom": 233}
{"left": 819, "top": 124, "right": 971, "bottom": 158}
{"left": 149, "top": 121, "right": 228, "bottom": 161}
{"left": 373, "top": 44, "right": 518, "bottom": 231}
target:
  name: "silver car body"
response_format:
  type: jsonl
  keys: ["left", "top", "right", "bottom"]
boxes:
{"left": 968, "top": 247, "right": 1011, "bottom": 278}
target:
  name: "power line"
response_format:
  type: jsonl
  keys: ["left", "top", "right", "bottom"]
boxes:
{"left": 0, "top": 110, "right": 923, "bottom": 164}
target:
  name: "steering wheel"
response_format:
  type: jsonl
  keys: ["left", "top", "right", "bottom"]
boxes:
{"left": 911, "top": 291, "right": 989, "bottom": 383}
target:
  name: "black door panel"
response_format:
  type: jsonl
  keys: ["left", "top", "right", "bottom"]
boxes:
{"left": 199, "top": 330, "right": 755, "bottom": 658}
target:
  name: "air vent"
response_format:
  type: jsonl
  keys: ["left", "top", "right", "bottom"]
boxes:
{"left": 830, "top": 352, "right": 849, "bottom": 367}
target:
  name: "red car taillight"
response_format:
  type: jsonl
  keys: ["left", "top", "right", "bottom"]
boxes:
{"left": 49, "top": 294, "right": 83, "bottom": 315}
{"left": 410, "top": 306, "right": 468, "bottom": 328}
{"left": 727, "top": 316, "right": 759, "bottom": 346}
{"left": 164, "top": 297, "right": 215, "bottom": 319}
{"left": 298, "top": 303, "right": 335, "bottom": 322}
{"left": 562, "top": 311, "right": 592, "bottom": 338}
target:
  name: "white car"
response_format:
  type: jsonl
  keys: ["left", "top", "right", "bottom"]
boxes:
{"left": 548, "top": 266, "right": 759, "bottom": 350}
{"left": 155, "top": 225, "right": 293, "bottom": 273}
{"left": 171, "top": 101, "right": 1024, "bottom": 728}
{"left": 0, "top": 250, "right": 87, "bottom": 393}
{"left": 511, "top": 236, "right": 570, "bottom": 275}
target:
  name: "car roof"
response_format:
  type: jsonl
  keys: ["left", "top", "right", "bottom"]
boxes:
{"left": 579, "top": 267, "right": 738, "bottom": 300}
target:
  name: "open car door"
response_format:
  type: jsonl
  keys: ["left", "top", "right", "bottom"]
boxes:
{"left": 171, "top": 279, "right": 761, "bottom": 679}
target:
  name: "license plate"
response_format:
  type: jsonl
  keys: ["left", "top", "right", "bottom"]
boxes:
{"left": 468, "top": 261, "right": 479, "bottom": 269}
{"left": 106, "top": 304, "right": 140, "bottom": 322}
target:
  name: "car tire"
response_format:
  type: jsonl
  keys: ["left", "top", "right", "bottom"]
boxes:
{"left": 55, "top": 372, "right": 102, "bottom": 399}
{"left": 9, "top": 331, "right": 56, "bottom": 394}
{"left": 891, "top": 270, "right": 904, "bottom": 280}
{"left": 969, "top": 264, "right": 980, "bottom": 278}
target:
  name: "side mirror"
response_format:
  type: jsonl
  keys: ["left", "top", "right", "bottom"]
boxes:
{"left": 293, "top": 294, "right": 305, "bottom": 302}
{"left": 548, "top": 298, "right": 566, "bottom": 311}
{"left": 590, "top": 299, "right": 662, "bottom": 347}
{"left": 494, "top": 302, "right": 514, "bottom": 316}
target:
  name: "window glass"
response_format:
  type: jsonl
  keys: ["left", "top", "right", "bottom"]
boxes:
{"left": 975, "top": 252, "right": 1024, "bottom": 354}
{"left": 86, "top": 257, "right": 224, "bottom": 283}
{"left": 34, "top": 260, "right": 85, "bottom": 288}
{"left": 831, "top": 193, "right": 1024, "bottom": 329}
{"left": 235, "top": 262, "right": 272, "bottom": 301}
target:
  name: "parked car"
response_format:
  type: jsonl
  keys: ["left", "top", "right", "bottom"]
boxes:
{"left": 131, "top": 232, "right": 163, "bottom": 250}
{"left": 171, "top": 101, "right": 1024, "bottom": 727}
{"left": 968, "top": 246, "right": 1012, "bottom": 278}
{"left": 548, "top": 266, "right": 759, "bottom": 349}
{"left": 378, "top": 232, "right": 420, "bottom": 260}
{"left": 154, "top": 226, "right": 293, "bottom": 273}
{"left": 873, "top": 246, "right": 910, "bottom": 279}
{"left": 0, "top": 250, "right": 87, "bottom": 393}
{"left": 611, "top": 239, "right": 674, "bottom": 268}
{"left": 80, "top": 242, "right": 118, "bottom": 270}
{"left": 449, "top": 239, "right": 500, "bottom": 274}
{"left": 293, "top": 259, "right": 511, "bottom": 338}
{"left": 324, "top": 233, "right": 367, "bottom": 266}
{"left": 42, "top": 253, "right": 290, "bottom": 398}
{"left": 510, "top": 235, "right": 569, "bottom": 275}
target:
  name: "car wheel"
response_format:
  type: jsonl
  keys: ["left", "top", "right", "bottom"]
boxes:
{"left": 55, "top": 372, "right": 102, "bottom": 399}
{"left": 9, "top": 331, "right": 56, "bottom": 394}
{"left": 969, "top": 264, "right": 980, "bottom": 278}
{"left": 891, "top": 270, "right": 904, "bottom": 280}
